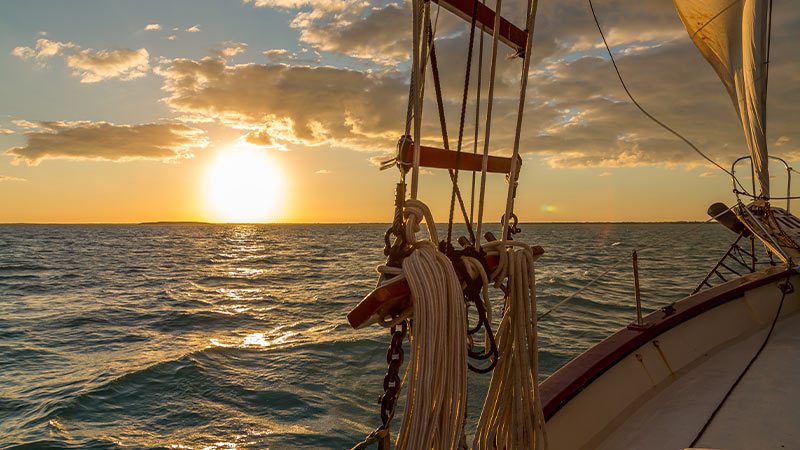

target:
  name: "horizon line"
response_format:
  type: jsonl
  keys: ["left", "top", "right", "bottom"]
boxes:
{"left": 0, "top": 220, "right": 715, "bottom": 225}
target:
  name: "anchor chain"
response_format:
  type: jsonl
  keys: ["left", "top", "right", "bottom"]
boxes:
{"left": 352, "top": 320, "right": 407, "bottom": 450}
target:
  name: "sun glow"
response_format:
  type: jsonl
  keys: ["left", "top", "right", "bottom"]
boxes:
{"left": 205, "top": 144, "right": 285, "bottom": 223}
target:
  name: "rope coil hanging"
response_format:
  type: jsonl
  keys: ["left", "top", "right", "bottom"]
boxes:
{"left": 475, "top": 241, "right": 547, "bottom": 449}
{"left": 394, "top": 200, "right": 468, "bottom": 449}
{"left": 356, "top": 0, "right": 547, "bottom": 446}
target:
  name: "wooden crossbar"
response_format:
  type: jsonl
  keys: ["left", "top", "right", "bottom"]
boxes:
{"left": 399, "top": 140, "right": 517, "bottom": 174}
{"left": 431, "top": 0, "right": 527, "bottom": 56}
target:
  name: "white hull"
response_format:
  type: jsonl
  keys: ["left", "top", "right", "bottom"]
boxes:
{"left": 542, "top": 266, "right": 799, "bottom": 449}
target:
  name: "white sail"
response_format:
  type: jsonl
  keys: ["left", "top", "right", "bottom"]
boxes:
{"left": 674, "top": 0, "right": 770, "bottom": 197}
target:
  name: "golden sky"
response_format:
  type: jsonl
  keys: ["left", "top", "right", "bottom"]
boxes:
{"left": 0, "top": 0, "right": 798, "bottom": 223}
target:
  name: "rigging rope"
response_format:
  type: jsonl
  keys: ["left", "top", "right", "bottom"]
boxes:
{"left": 470, "top": 5, "right": 486, "bottom": 230}
{"left": 428, "top": 24, "right": 477, "bottom": 243}
{"left": 446, "top": 0, "right": 482, "bottom": 245}
{"left": 474, "top": 0, "right": 505, "bottom": 248}
{"left": 409, "top": 0, "right": 423, "bottom": 199}
{"left": 501, "top": 0, "right": 539, "bottom": 241}
{"left": 374, "top": 199, "right": 546, "bottom": 449}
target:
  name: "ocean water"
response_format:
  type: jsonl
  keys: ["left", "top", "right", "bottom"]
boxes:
{"left": 0, "top": 223, "right": 743, "bottom": 449}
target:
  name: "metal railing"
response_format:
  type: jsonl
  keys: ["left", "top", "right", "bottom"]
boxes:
{"left": 732, "top": 155, "right": 793, "bottom": 212}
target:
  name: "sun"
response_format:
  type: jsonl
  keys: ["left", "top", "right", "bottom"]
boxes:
{"left": 204, "top": 144, "right": 285, "bottom": 223}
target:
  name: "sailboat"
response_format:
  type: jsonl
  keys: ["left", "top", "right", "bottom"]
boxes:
{"left": 348, "top": 0, "right": 800, "bottom": 448}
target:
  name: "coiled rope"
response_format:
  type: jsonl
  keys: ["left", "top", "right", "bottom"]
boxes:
{"left": 377, "top": 199, "right": 545, "bottom": 449}
{"left": 394, "top": 199, "right": 468, "bottom": 449}
{"left": 474, "top": 240, "right": 547, "bottom": 449}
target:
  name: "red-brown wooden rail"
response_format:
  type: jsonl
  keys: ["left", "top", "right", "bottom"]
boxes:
{"left": 348, "top": 246, "right": 544, "bottom": 329}
{"left": 399, "top": 140, "right": 518, "bottom": 174}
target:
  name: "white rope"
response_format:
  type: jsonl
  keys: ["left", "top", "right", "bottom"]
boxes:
{"left": 395, "top": 199, "right": 468, "bottom": 450}
{"left": 474, "top": 240, "right": 546, "bottom": 449}
{"left": 410, "top": 0, "right": 424, "bottom": 199}
{"left": 470, "top": 6, "right": 486, "bottom": 227}
{"left": 373, "top": 201, "right": 545, "bottom": 449}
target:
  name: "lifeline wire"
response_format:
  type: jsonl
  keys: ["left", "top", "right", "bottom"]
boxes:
{"left": 538, "top": 203, "right": 737, "bottom": 320}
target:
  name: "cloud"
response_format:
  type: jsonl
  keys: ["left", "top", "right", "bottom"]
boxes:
{"left": 145, "top": 23, "right": 162, "bottom": 31}
{"left": 0, "top": 129, "right": 15, "bottom": 135}
{"left": 263, "top": 48, "right": 321, "bottom": 65}
{"left": 598, "top": 172, "right": 612, "bottom": 177}
{"left": 11, "top": 38, "right": 77, "bottom": 61}
{"left": 242, "top": 0, "right": 681, "bottom": 67}
{"left": 157, "top": 57, "right": 405, "bottom": 148}
{"left": 0, "top": 175, "right": 26, "bottom": 182}
{"left": 5, "top": 121, "right": 208, "bottom": 165}
{"left": 168, "top": 35, "right": 177, "bottom": 41}
{"left": 185, "top": 25, "right": 201, "bottom": 33}
{"left": 698, "top": 171, "right": 716, "bottom": 177}
{"left": 12, "top": 120, "right": 41, "bottom": 129}
{"left": 11, "top": 46, "right": 36, "bottom": 60}
{"left": 296, "top": 2, "right": 410, "bottom": 64}
{"left": 314, "top": 169, "right": 331, "bottom": 174}
{"left": 12, "top": 38, "right": 150, "bottom": 82}
{"left": 164, "top": 0, "right": 799, "bottom": 171}
{"left": 66, "top": 48, "right": 150, "bottom": 82}
{"left": 243, "top": 0, "right": 363, "bottom": 13}
{"left": 212, "top": 41, "right": 248, "bottom": 59}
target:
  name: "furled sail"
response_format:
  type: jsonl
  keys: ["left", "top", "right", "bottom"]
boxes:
{"left": 674, "top": 0, "right": 770, "bottom": 198}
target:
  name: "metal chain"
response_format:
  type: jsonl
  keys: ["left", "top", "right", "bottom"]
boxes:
{"left": 352, "top": 321, "right": 408, "bottom": 450}
{"left": 378, "top": 321, "right": 408, "bottom": 446}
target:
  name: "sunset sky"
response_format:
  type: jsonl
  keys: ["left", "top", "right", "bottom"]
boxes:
{"left": 0, "top": 0, "right": 798, "bottom": 223}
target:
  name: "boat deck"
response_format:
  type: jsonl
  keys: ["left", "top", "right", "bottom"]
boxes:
{"left": 597, "top": 308, "right": 800, "bottom": 450}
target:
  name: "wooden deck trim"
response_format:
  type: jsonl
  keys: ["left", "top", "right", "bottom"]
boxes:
{"left": 540, "top": 265, "right": 796, "bottom": 420}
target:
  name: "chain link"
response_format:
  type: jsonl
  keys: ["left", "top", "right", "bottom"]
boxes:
{"left": 352, "top": 320, "right": 408, "bottom": 450}
{"left": 379, "top": 321, "right": 407, "bottom": 428}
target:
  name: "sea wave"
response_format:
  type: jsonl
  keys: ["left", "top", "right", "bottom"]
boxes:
{"left": 0, "top": 223, "right": 737, "bottom": 448}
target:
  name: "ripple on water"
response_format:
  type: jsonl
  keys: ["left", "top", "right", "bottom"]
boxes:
{"left": 0, "top": 223, "right": 740, "bottom": 448}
